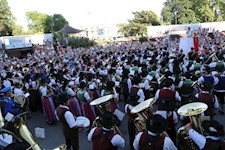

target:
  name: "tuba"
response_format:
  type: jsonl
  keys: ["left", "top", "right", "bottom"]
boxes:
{"left": 2, "top": 112, "right": 67, "bottom": 150}
{"left": 177, "top": 102, "right": 208, "bottom": 150}
{"left": 131, "top": 98, "right": 155, "bottom": 133}
{"left": 90, "top": 94, "right": 123, "bottom": 136}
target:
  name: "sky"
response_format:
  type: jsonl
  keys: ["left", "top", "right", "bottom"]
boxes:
{"left": 7, "top": 0, "right": 166, "bottom": 29}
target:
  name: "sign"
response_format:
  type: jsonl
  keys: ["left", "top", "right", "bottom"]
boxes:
{"left": 3, "top": 36, "right": 32, "bottom": 50}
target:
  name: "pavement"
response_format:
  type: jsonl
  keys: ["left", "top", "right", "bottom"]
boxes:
{"left": 26, "top": 102, "right": 225, "bottom": 150}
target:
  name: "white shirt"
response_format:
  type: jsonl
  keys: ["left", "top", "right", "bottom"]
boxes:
{"left": 198, "top": 75, "right": 218, "bottom": 86}
{"left": 67, "top": 88, "right": 75, "bottom": 97}
{"left": 188, "top": 129, "right": 206, "bottom": 149}
{"left": 87, "top": 127, "right": 125, "bottom": 148}
{"left": 133, "top": 131, "right": 177, "bottom": 150}
{"left": 155, "top": 87, "right": 181, "bottom": 102}
{"left": 155, "top": 111, "right": 178, "bottom": 124}
{"left": 55, "top": 105, "right": 76, "bottom": 128}
{"left": 14, "top": 88, "right": 24, "bottom": 96}
{"left": 3, "top": 80, "right": 11, "bottom": 88}
{"left": 127, "top": 78, "right": 132, "bottom": 91}
{"left": 39, "top": 86, "right": 47, "bottom": 96}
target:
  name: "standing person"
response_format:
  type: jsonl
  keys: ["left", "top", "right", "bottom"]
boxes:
{"left": 184, "top": 120, "right": 225, "bottom": 150}
{"left": 213, "top": 72, "right": 225, "bottom": 114}
{"left": 39, "top": 79, "right": 56, "bottom": 125}
{"left": 87, "top": 111, "right": 125, "bottom": 150}
{"left": 133, "top": 114, "right": 177, "bottom": 150}
{"left": 125, "top": 95, "right": 138, "bottom": 150}
{"left": 196, "top": 82, "right": 219, "bottom": 119}
{"left": 77, "top": 81, "right": 96, "bottom": 124}
{"left": 56, "top": 93, "right": 83, "bottom": 150}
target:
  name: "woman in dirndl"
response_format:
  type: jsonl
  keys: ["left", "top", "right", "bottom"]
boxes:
{"left": 39, "top": 79, "right": 57, "bottom": 125}
{"left": 77, "top": 81, "right": 96, "bottom": 124}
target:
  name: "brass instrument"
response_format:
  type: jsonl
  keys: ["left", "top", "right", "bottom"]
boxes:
{"left": 191, "top": 81, "right": 203, "bottom": 93}
{"left": 11, "top": 94, "right": 27, "bottom": 108}
{"left": 204, "top": 53, "right": 219, "bottom": 64}
{"left": 177, "top": 102, "right": 208, "bottom": 150}
{"left": 90, "top": 94, "right": 123, "bottom": 136}
{"left": 2, "top": 112, "right": 67, "bottom": 150}
{"left": 131, "top": 98, "right": 155, "bottom": 133}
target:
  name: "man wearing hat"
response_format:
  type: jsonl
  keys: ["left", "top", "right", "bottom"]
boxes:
{"left": 133, "top": 114, "right": 177, "bottom": 150}
{"left": 55, "top": 93, "right": 83, "bottom": 150}
{"left": 195, "top": 82, "right": 219, "bottom": 118}
{"left": 155, "top": 78, "right": 181, "bottom": 111}
{"left": 87, "top": 111, "right": 125, "bottom": 150}
{"left": 184, "top": 120, "right": 225, "bottom": 150}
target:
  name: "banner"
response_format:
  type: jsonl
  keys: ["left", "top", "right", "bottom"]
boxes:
{"left": 3, "top": 36, "right": 32, "bottom": 50}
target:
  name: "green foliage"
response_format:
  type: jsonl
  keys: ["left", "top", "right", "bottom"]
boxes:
{"left": 12, "top": 24, "right": 24, "bottom": 35}
{"left": 68, "top": 37, "right": 96, "bottom": 48}
{"left": 161, "top": 0, "right": 225, "bottom": 25}
{"left": 139, "top": 36, "right": 148, "bottom": 43}
{"left": 118, "top": 10, "right": 160, "bottom": 37}
{"left": 26, "top": 11, "right": 68, "bottom": 34}
{"left": 51, "top": 14, "right": 68, "bottom": 32}
{"left": 26, "top": 11, "right": 49, "bottom": 33}
{"left": 0, "top": 0, "right": 15, "bottom": 36}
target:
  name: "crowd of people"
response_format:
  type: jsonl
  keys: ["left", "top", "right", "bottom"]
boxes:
{"left": 0, "top": 27, "right": 225, "bottom": 150}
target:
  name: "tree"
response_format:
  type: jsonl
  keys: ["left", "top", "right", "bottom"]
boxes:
{"left": 161, "top": 0, "right": 225, "bottom": 25}
{"left": 12, "top": 24, "right": 24, "bottom": 35}
{"left": 26, "top": 11, "right": 69, "bottom": 34}
{"left": 161, "top": 0, "right": 198, "bottom": 25}
{"left": 26, "top": 11, "right": 50, "bottom": 33}
{"left": 118, "top": 10, "right": 160, "bottom": 36}
{"left": 51, "top": 14, "right": 68, "bottom": 32}
{"left": 0, "top": 0, "right": 15, "bottom": 36}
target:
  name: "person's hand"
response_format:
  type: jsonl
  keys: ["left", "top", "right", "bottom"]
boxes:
{"left": 184, "top": 123, "right": 192, "bottom": 132}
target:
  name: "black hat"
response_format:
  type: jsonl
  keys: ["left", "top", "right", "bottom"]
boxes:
{"left": 99, "top": 111, "right": 119, "bottom": 129}
{"left": 202, "top": 120, "right": 224, "bottom": 137}
{"left": 200, "top": 82, "right": 212, "bottom": 91}
{"left": 58, "top": 93, "right": 70, "bottom": 104}
{"left": 162, "top": 78, "right": 173, "bottom": 87}
{"left": 79, "top": 81, "right": 87, "bottom": 89}
{"left": 146, "top": 114, "right": 168, "bottom": 134}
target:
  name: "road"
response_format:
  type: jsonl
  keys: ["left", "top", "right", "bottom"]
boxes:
{"left": 26, "top": 102, "right": 225, "bottom": 150}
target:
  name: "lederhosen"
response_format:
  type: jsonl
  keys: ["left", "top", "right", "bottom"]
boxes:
{"left": 125, "top": 104, "right": 138, "bottom": 150}
{"left": 198, "top": 93, "right": 214, "bottom": 117}
{"left": 92, "top": 128, "right": 117, "bottom": 150}
{"left": 56, "top": 107, "right": 79, "bottom": 150}
{"left": 139, "top": 131, "right": 165, "bottom": 150}
{"left": 158, "top": 89, "right": 176, "bottom": 111}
